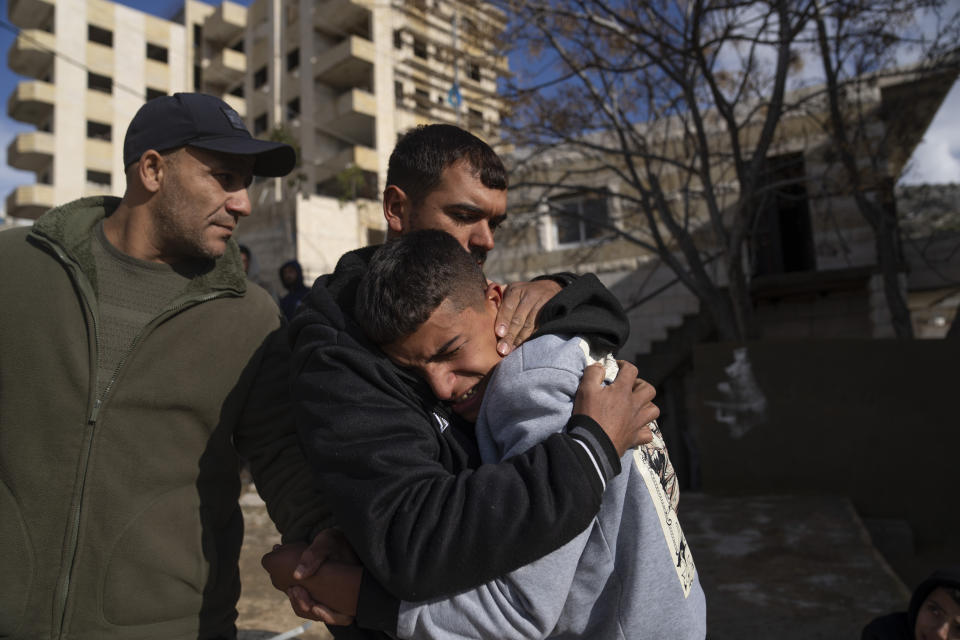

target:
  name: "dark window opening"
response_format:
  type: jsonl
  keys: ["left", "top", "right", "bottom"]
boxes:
{"left": 394, "top": 80, "right": 404, "bottom": 103}
{"left": 254, "top": 66, "right": 268, "bottom": 89}
{"left": 286, "top": 97, "right": 300, "bottom": 120}
{"left": 253, "top": 113, "right": 268, "bottom": 135}
{"left": 86, "top": 170, "right": 111, "bottom": 186}
{"left": 229, "top": 39, "right": 245, "bottom": 53}
{"left": 86, "top": 120, "right": 111, "bottom": 141}
{"left": 553, "top": 196, "right": 611, "bottom": 245}
{"left": 88, "top": 72, "right": 112, "bottom": 94}
{"left": 413, "top": 38, "right": 427, "bottom": 59}
{"left": 193, "top": 24, "right": 202, "bottom": 44}
{"left": 287, "top": 48, "right": 299, "bottom": 71}
{"left": 468, "top": 63, "right": 481, "bottom": 82}
{"left": 146, "top": 43, "right": 168, "bottom": 63}
{"left": 751, "top": 152, "right": 815, "bottom": 277}
{"left": 193, "top": 65, "right": 202, "bottom": 90}
{"left": 228, "top": 84, "right": 244, "bottom": 98}
{"left": 393, "top": 29, "right": 403, "bottom": 49}
{"left": 146, "top": 87, "right": 166, "bottom": 101}
{"left": 88, "top": 25, "right": 112, "bottom": 47}
{"left": 467, "top": 107, "right": 483, "bottom": 129}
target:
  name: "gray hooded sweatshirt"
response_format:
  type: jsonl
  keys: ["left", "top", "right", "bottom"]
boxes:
{"left": 396, "top": 334, "right": 707, "bottom": 639}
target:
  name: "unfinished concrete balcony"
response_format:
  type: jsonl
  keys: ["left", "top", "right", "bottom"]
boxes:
{"left": 7, "top": 131, "right": 53, "bottom": 173}
{"left": 8, "top": 0, "right": 54, "bottom": 31}
{"left": 314, "top": 36, "right": 374, "bottom": 90}
{"left": 205, "top": 48, "right": 246, "bottom": 88}
{"left": 6, "top": 183, "right": 54, "bottom": 220}
{"left": 203, "top": 0, "right": 246, "bottom": 45}
{"left": 313, "top": 144, "right": 378, "bottom": 184}
{"left": 7, "top": 80, "right": 54, "bottom": 126}
{"left": 321, "top": 88, "right": 376, "bottom": 148}
{"left": 314, "top": 0, "right": 371, "bottom": 38}
{"left": 8, "top": 29, "right": 55, "bottom": 79}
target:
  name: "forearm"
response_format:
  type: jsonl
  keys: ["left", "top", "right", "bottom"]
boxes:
{"left": 235, "top": 325, "right": 332, "bottom": 541}
{"left": 394, "top": 526, "right": 593, "bottom": 640}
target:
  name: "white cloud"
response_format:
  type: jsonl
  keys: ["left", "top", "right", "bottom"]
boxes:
{"left": 899, "top": 79, "right": 960, "bottom": 185}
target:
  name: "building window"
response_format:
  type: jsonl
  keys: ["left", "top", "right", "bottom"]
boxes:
{"left": 253, "top": 113, "right": 268, "bottom": 135}
{"left": 87, "top": 72, "right": 112, "bottom": 94}
{"left": 146, "top": 87, "right": 165, "bottom": 101}
{"left": 86, "top": 120, "right": 111, "bottom": 141}
{"left": 286, "top": 97, "right": 300, "bottom": 120}
{"left": 414, "top": 87, "right": 429, "bottom": 106}
{"left": 146, "top": 43, "right": 168, "bottom": 63}
{"left": 193, "top": 24, "right": 203, "bottom": 44}
{"left": 253, "top": 66, "right": 268, "bottom": 89}
{"left": 393, "top": 29, "right": 403, "bottom": 49}
{"left": 194, "top": 65, "right": 202, "bottom": 90}
{"left": 228, "top": 84, "right": 244, "bottom": 98}
{"left": 413, "top": 37, "right": 427, "bottom": 59}
{"left": 394, "top": 80, "right": 404, "bottom": 103}
{"left": 551, "top": 196, "right": 612, "bottom": 246}
{"left": 287, "top": 47, "right": 299, "bottom": 71}
{"left": 468, "top": 63, "right": 481, "bottom": 82}
{"left": 86, "top": 170, "right": 111, "bottom": 187}
{"left": 88, "top": 25, "right": 112, "bottom": 47}
{"left": 229, "top": 39, "right": 244, "bottom": 53}
{"left": 751, "top": 152, "right": 815, "bottom": 277}
{"left": 467, "top": 107, "right": 483, "bottom": 129}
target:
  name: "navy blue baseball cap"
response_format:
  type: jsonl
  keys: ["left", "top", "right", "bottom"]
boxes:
{"left": 123, "top": 92, "right": 296, "bottom": 177}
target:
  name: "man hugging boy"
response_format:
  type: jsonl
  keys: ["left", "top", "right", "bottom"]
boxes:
{"left": 264, "top": 229, "right": 706, "bottom": 638}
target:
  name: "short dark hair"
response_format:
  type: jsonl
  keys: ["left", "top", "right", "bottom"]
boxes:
{"left": 357, "top": 229, "right": 488, "bottom": 345}
{"left": 385, "top": 124, "right": 507, "bottom": 207}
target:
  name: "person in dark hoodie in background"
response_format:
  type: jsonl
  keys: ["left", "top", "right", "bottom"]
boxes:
{"left": 862, "top": 567, "right": 960, "bottom": 640}
{"left": 279, "top": 259, "right": 310, "bottom": 320}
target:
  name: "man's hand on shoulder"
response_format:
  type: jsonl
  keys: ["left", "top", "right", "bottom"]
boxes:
{"left": 574, "top": 361, "right": 657, "bottom": 457}
{"left": 495, "top": 279, "right": 563, "bottom": 356}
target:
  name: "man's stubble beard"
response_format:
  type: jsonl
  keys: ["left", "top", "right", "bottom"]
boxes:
{"left": 153, "top": 171, "right": 221, "bottom": 261}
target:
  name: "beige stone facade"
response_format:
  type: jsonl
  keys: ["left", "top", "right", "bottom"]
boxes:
{"left": 484, "top": 68, "right": 959, "bottom": 356}
{"left": 5, "top": 0, "right": 507, "bottom": 288}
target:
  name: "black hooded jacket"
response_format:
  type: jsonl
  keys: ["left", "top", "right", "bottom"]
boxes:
{"left": 289, "top": 245, "right": 630, "bottom": 634}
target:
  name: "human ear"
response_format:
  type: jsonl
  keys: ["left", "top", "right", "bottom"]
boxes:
{"left": 484, "top": 282, "right": 503, "bottom": 309}
{"left": 383, "top": 185, "right": 410, "bottom": 235}
{"left": 138, "top": 150, "right": 164, "bottom": 194}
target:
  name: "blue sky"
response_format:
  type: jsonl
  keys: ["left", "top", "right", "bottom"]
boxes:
{"left": 0, "top": 0, "right": 957, "bottom": 220}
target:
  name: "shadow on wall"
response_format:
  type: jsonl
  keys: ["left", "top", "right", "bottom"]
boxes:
{"left": 692, "top": 339, "right": 959, "bottom": 548}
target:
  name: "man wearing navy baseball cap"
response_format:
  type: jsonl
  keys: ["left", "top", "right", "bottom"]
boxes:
{"left": 0, "top": 93, "right": 328, "bottom": 639}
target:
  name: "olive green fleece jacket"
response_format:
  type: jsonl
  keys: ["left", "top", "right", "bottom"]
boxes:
{"left": 0, "top": 197, "right": 331, "bottom": 639}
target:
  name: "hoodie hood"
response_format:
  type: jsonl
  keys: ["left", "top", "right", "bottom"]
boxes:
{"left": 908, "top": 566, "right": 960, "bottom": 632}
{"left": 279, "top": 259, "right": 306, "bottom": 292}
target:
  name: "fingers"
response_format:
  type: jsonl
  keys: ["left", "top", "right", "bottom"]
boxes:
{"left": 610, "top": 360, "right": 639, "bottom": 388}
{"left": 287, "top": 585, "right": 323, "bottom": 621}
{"left": 314, "top": 605, "right": 356, "bottom": 627}
{"left": 636, "top": 424, "right": 654, "bottom": 446}
{"left": 580, "top": 362, "right": 605, "bottom": 387}
{"left": 495, "top": 281, "right": 562, "bottom": 355}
